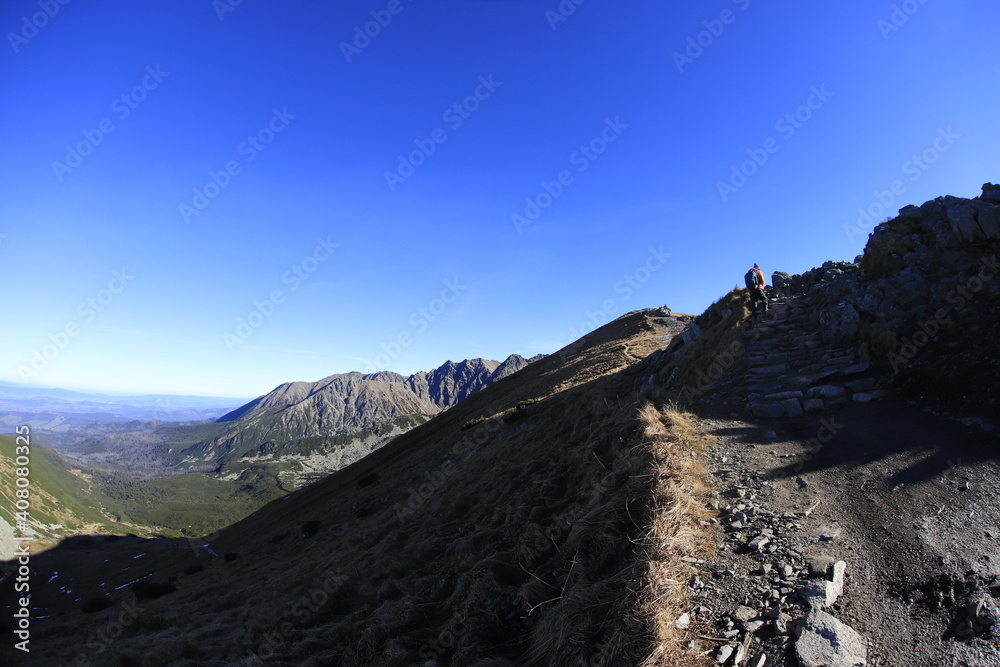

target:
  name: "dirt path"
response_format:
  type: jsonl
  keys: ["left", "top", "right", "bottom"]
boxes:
{"left": 686, "top": 399, "right": 999, "bottom": 666}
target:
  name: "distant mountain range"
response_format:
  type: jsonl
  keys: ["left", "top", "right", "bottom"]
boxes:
{"left": 17, "top": 355, "right": 543, "bottom": 536}
{"left": 0, "top": 381, "right": 247, "bottom": 426}
{"left": 179, "top": 355, "right": 539, "bottom": 468}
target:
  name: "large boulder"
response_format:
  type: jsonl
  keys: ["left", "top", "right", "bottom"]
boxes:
{"left": 795, "top": 609, "right": 868, "bottom": 667}
{"left": 821, "top": 301, "right": 860, "bottom": 341}
{"left": 772, "top": 271, "right": 793, "bottom": 294}
{"left": 982, "top": 182, "right": 1000, "bottom": 204}
{"left": 974, "top": 200, "right": 1000, "bottom": 239}
{"left": 947, "top": 203, "right": 982, "bottom": 242}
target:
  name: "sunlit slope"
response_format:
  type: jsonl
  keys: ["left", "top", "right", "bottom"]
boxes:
{"left": 0, "top": 435, "right": 114, "bottom": 555}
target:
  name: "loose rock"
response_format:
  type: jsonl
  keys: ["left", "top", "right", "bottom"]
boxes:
{"left": 795, "top": 609, "right": 868, "bottom": 667}
{"left": 807, "top": 555, "right": 836, "bottom": 577}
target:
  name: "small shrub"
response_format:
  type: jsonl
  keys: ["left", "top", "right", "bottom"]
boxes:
{"left": 461, "top": 416, "right": 487, "bottom": 431}
{"left": 223, "top": 552, "right": 238, "bottom": 562}
{"left": 80, "top": 595, "right": 114, "bottom": 613}
{"left": 301, "top": 519, "right": 322, "bottom": 538}
{"left": 501, "top": 398, "right": 540, "bottom": 423}
{"left": 133, "top": 580, "right": 177, "bottom": 601}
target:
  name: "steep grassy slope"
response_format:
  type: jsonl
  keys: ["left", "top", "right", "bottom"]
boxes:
{"left": 0, "top": 435, "right": 117, "bottom": 555}
{"left": 1, "top": 310, "right": 709, "bottom": 666}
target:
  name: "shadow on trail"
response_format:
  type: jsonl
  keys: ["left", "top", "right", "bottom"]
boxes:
{"left": 714, "top": 399, "right": 998, "bottom": 488}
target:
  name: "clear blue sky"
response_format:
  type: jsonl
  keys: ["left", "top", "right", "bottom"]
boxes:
{"left": 2, "top": 0, "right": 997, "bottom": 398}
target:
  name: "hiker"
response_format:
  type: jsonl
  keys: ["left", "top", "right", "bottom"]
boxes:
{"left": 745, "top": 263, "right": 768, "bottom": 317}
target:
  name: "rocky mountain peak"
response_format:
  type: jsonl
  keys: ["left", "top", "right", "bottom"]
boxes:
{"left": 201, "top": 354, "right": 541, "bottom": 466}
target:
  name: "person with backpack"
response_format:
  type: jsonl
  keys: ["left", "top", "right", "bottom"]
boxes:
{"left": 745, "top": 263, "right": 768, "bottom": 317}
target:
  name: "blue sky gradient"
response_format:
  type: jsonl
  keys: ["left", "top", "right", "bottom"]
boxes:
{"left": 2, "top": 0, "right": 997, "bottom": 397}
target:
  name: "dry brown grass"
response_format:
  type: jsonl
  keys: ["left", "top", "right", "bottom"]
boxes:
{"left": 8, "top": 310, "right": 725, "bottom": 666}
{"left": 656, "top": 289, "right": 751, "bottom": 403}
{"left": 636, "top": 403, "right": 716, "bottom": 667}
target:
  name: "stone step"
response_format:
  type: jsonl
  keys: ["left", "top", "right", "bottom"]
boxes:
{"left": 782, "top": 372, "right": 837, "bottom": 388}
{"left": 763, "top": 390, "right": 805, "bottom": 401}
{"left": 747, "top": 363, "right": 789, "bottom": 376}
{"left": 802, "top": 363, "right": 836, "bottom": 373}
{"left": 746, "top": 352, "right": 800, "bottom": 365}
{"left": 749, "top": 397, "right": 804, "bottom": 418}
{"left": 748, "top": 385, "right": 787, "bottom": 395}
{"left": 747, "top": 338, "right": 778, "bottom": 349}
{"left": 827, "top": 355, "right": 856, "bottom": 364}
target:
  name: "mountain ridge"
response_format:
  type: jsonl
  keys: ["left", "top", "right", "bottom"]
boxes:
{"left": 194, "top": 355, "right": 538, "bottom": 468}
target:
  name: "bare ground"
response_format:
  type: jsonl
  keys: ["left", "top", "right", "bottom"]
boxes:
{"left": 686, "top": 398, "right": 1000, "bottom": 666}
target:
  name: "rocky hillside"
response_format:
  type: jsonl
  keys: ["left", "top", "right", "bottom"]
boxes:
{"left": 189, "top": 355, "right": 537, "bottom": 467}
{"left": 0, "top": 436, "right": 118, "bottom": 557}
{"left": 654, "top": 182, "right": 1000, "bottom": 428}
{"left": 632, "top": 184, "right": 1000, "bottom": 666}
